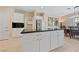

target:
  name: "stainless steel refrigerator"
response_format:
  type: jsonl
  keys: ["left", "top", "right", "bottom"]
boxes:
{"left": 36, "top": 20, "right": 42, "bottom": 31}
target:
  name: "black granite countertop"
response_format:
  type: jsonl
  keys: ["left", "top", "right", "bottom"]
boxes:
{"left": 21, "top": 29, "right": 62, "bottom": 34}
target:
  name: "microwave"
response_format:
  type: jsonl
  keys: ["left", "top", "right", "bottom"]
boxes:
{"left": 12, "top": 22, "right": 24, "bottom": 28}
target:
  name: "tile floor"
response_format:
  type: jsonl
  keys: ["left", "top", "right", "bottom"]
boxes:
{"left": 53, "top": 37, "right": 79, "bottom": 52}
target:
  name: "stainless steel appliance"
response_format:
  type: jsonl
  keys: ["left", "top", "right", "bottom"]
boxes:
{"left": 36, "top": 20, "right": 42, "bottom": 31}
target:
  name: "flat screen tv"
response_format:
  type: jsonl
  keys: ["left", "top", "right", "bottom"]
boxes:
{"left": 12, "top": 22, "right": 24, "bottom": 28}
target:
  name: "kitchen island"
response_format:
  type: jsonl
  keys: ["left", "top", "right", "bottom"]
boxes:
{"left": 21, "top": 29, "right": 64, "bottom": 52}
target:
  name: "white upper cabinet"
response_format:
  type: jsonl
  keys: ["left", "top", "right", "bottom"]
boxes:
{"left": 13, "top": 13, "right": 25, "bottom": 23}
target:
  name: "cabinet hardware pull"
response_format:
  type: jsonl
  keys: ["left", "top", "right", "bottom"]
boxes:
{"left": 0, "top": 39, "right": 8, "bottom": 41}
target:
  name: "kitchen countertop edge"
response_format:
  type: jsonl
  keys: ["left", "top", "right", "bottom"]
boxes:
{"left": 21, "top": 29, "right": 63, "bottom": 34}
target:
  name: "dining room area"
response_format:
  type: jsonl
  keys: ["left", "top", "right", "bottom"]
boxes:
{"left": 59, "top": 6, "right": 79, "bottom": 38}
{"left": 53, "top": 6, "right": 79, "bottom": 52}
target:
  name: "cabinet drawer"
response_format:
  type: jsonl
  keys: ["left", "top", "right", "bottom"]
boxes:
{"left": 40, "top": 32, "right": 50, "bottom": 39}
{"left": 23, "top": 33, "right": 41, "bottom": 40}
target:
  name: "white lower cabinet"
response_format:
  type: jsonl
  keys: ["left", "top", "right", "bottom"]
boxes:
{"left": 22, "top": 30, "right": 64, "bottom": 52}
{"left": 57, "top": 30, "right": 64, "bottom": 47}
{"left": 23, "top": 32, "right": 50, "bottom": 52}
{"left": 50, "top": 30, "right": 64, "bottom": 50}
{"left": 40, "top": 32, "right": 50, "bottom": 52}
{"left": 23, "top": 33, "right": 39, "bottom": 52}
{"left": 50, "top": 31, "right": 58, "bottom": 50}
{"left": 23, "top": 39, "right": 39, "bottom": 52}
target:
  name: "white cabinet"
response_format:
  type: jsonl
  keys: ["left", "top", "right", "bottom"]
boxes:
{"left": 51, "top": 30, "right": 64, "bottom": 50}
{"left": 0, "top": 9, "right": 10, "bottom": 39}
{"left": 57, "top": 30, "right": 64, "bottom": 47}
{"left": 23, "top": 38, "right": 39, "bottom": 52}
{"left": 50, "top": 31, "right": 58, "bottom": 50}
{"left": 40, "top": 32, "right": 50, "bottom": 52}
{"left": 13, "top": 13, "right": 24, "bottom": 23}
{"left": 22, "top": 30, "right": 64, "bottom": 52}
{"left": 23, "top": 33, "right": 39, "bottom": 52}
{"left": 50, "top": 30, "right": 64, "bottom": 50}
{"left": 23, "top": 32, "right": 50, "bottom": 52}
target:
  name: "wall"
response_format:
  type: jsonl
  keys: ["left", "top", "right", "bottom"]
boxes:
{"left": 64, "top": 16, "right": 76, "bottom": 27}
{"left": 24, "top": 11, "right": 34, "bottom": 31}
{"left": 63, "top": 13, "right": 79, "bottom": 28}
{"left": 58, "top": 16, "right": 66, "bottom": 26}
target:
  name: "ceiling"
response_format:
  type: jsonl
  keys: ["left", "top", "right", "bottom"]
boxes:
{"left": 13, "top": 6, "right": 74, "bottom": 17}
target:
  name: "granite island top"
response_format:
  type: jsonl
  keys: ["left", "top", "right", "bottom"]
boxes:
{"left": 21, "top": 29, "right": 63, "bottom": 34}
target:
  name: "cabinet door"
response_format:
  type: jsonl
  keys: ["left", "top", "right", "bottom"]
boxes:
{"left": 0, "top": 9, "right": 10, "bottom": 39}
{"left": 13, "top": 13, "right": 24, "bottom": 23}
{"left": 50, "top": 31, "right": 58, "bottom": 50}
{"left": 40, "top": 32, "right": 50, "bottom": 52}
{"left": 22, "top": 34, "right": 39, "bottom": 52}
{"left": 57, "top": 30, "right": 64, "bottom": 47}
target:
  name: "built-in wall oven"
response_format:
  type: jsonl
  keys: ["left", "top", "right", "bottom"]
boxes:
{"left": 12, "top": 22, "right": 24, "bottom": 28}
{"left": 12, "top": 22, "right": 24, "bottom": 37}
